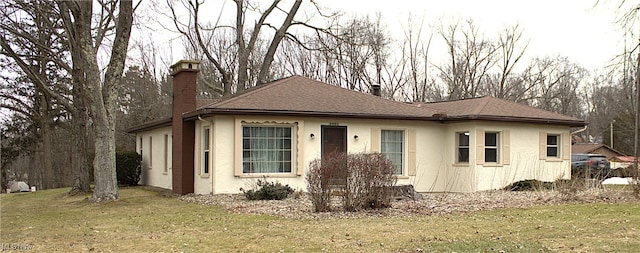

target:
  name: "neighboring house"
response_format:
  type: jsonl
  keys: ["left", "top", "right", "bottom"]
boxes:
{"left": 128, "top": 60, "right": 586, "bottom": 195}
{"left": 610, "top": 156, "right": 636, "bottom": 171}
{"left": 571, "top": 143, "right": 625, "bottom": 160}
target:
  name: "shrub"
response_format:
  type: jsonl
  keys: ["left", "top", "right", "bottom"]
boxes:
{"left": 240, "top": 178, "right": 294, "bottom": 200}
{"left": 504, "top": 179, "right": 552, "bottom": 191}
{"left": 306, "top": 159, "right": 331, "bottom": 212}
{"left": 306, "top": 152, "right": 397, "bottom": 212}
{"left": 343, "top": 152, "right": 397, "bottom": 211}
{"left": 116, "top": 150, "right": 142, "bottom": 186}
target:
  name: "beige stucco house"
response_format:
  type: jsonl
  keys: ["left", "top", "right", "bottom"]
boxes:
{"left": 128, "top": 60, "right": 586, "bottom": 195}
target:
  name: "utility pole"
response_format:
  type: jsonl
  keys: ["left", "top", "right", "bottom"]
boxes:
{"left": 611, "top": 120, "right": 615, "bottom": 149}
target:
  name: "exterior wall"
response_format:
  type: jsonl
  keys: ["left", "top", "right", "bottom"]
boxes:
{"left": 137, "top": 117, "right": 573, "bottom": 194}
{"left": 137, "top": 126, "right": 173, "bottom": 190}
{"left": 470, "top": 122, "right": 571, "bottom": 191}
{"left": 193, "top": 118, "right": 214, "bottom": 194}
{"left": 442, "top": 123, "right": 478, "bottom": 192}
{"left": 202, "top": 116, "right": 451, "bottom": 194}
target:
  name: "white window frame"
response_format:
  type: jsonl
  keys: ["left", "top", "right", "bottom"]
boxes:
{"left": 381, "top": 129, "right": 404, "bottom": 175}
{"left": 546, "top": 134, "right": 560, "bottom": 158}
{"left": 241, "top": 125, "right": 295, "bottom": 174}
{"left": 164, "top": 134, "right": 169, "bottom": 173}
{"left": 456, "top": 132, "right": 470, "bottom": 163}
{"left": 485, "top": 132, "right": 500, "bottom": 163}
{"left": 202, "top": 126, "right": 210, "bottom": 175}
{"left": 148, "top": 136, "right": 153, "bottom": 169}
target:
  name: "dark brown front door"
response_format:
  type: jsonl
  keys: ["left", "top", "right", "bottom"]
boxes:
{"left": 321, "top": 126, "right": 347, "bottom": 185}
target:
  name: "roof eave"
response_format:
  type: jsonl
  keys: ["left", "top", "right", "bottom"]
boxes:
{"left": 126, "top": 117, "right": 172, "bottom": 133}
{"left": 446, "top": 115, "right": 587, "bottom": 127}
{"left": 183, "top": 108, "right": 434, "bottom": 121}
{"left": 183, "top": 109, "right": 586, "bottom": 127}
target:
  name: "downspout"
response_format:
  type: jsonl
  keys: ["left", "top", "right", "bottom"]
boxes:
{"left": 571, "top": 125, "right": 587, "bottom": 135}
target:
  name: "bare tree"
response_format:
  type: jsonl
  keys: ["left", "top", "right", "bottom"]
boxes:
{"left": 0, "top": 0, "right": 92, "bottom": 192}
{"left": 437, "top": 20, "right": 498, "bottom": 100}
{"left": 522, "top": 55, "right": 586, "bottom": 117}
{"left": 486, "top": 24, "right": 529, "bottom": 100}
{"left": 58, "top": 0, "right": 133, "bottom": 202}
{"left": 169, "top": 0, "right": 308, "bottom": 95}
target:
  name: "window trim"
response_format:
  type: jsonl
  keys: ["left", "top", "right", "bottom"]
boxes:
{"left": 235, "top": 119, "right": 299, "bottom": 177}
{"left": 381, "top": 129, "right": 405, "bottom": 175}
{"left": 148, "top": 136, "right": 153, "bottom": 169}
{"left": 476, "top": 129, "right": 509, "bottom": 166}
{"left": 546, "top": 134, "right": 560, "bottom": 159}
{"left": 484, "top": 132, "right": 500, "bottom": 163}
{"left": 456, "top": 131, "right": 470, "bottom": 164}
{"left": 163, "top": 134, "right": 170, "bottom": 173}
{"left": 540, "top": 131, "right": 567, "bottom": 161}
{"left": 202, "top": 126, "right": 210, "bottom": 176}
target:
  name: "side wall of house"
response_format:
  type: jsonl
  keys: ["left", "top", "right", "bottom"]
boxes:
{"left": 137, "top": 126, "right": 173, "bottom": 189}
{"left": 471, "top": 122, "right": 571, "bottom": 191}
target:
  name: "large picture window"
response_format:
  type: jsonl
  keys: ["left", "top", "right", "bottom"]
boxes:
{"left": 381, "top": 130, "right": 404, "bottom": 175}
{"left": 547, "top": 134, "right": 559, "bottom": 158}
{"left": 242, "top": 126, "right": 292, "bottom": 173}
{"left": 485, "top": 132, "right": 499, "bottom": 163}
{"left": 457, "top": 132, "right": 470, "bottom": 163}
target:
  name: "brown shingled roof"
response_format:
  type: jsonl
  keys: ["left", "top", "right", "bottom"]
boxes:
{"left": 184, "top": 75, "right": 440, "bottom": 120}
{"left": 130, "top": 76, "right": 587, "bottom": 132}
{"left": 418, "top": 96, "right": 585, "bottom": 127}
{"left": 571, "top": 143, "right": 625, "bottom": 156}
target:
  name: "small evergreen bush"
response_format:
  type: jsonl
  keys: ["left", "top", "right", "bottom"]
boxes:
{"left": 504, "top": 179, "right": 552, "bottom": 191}
{"left": 241, "top": 178, "right": 294, "bottom": 200}
{"left": 116, "top": 150, "right": 142, "bottom": 186}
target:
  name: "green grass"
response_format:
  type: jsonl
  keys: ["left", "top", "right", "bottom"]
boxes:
{"left": 1, "top": 187, "right": 639, "bottom": 252}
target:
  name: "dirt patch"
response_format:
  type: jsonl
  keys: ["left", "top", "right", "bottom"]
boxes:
{"left": 180, "top": 188, "right": 638, "bottom": 219}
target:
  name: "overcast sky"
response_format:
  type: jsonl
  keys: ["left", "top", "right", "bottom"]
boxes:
{"left": 317, "top": 0, "right": 626, "bottom": 71}
{"left": 152, "top": 0, "right": 630, "bottom": 72}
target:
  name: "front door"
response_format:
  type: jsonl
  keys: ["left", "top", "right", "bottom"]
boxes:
{"left": 321, "top": 126, "right": 347, "bottom": 185}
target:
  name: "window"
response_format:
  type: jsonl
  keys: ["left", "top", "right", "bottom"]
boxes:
{"left": 485, "top": 132, "right": 499, "bottom": 163}
{"left": 203, "top": 127, "right": 210, "bottom": 174}
{"left": 164, "top": 134, "right": 169, "bottom": 173}
{"left": 547, "top": 134, "right": 560, "bottom": 158}
{"left": 381, "top": 130, "right": 404, "bottom": 175}
{"left": 242, "top": 126, "right": 292, "bottom": 173}
{"left": 148, "top": 136, "right": 153, "bottom": 169}
{"left": 457, "top": 132, "right": 470, "bottom": 163}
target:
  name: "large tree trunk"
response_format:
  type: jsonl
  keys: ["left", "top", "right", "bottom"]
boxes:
{"left": 70, "top": 107, "right": 91, "bottom": 194}
{"left": 59, "top": 0, "right": 133, "bottom": 201}
{"left": 69, "top": 35, "right": 92, "bottom": 194}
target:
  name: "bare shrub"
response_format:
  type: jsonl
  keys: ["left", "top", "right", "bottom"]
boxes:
{"left": 305, "top": 152, "right": 346, "bottom": 212}
{"left": 306, "top": 152, "right": 397, "bottom": 212}
{"left": 343, "top": 152, "right": 397, "bottom": 211}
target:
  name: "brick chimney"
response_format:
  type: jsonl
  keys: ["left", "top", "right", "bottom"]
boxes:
{"left": 170, "top": 60, "right": 199, "bottom": 195}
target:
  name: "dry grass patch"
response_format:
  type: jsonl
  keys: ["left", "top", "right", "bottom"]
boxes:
{"left": 1, "top": 187, "right": 639, "bottom": 252}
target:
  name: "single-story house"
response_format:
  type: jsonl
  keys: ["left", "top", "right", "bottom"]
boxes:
{"left": 128, "top": 60, "right": 586, "bottom": 195}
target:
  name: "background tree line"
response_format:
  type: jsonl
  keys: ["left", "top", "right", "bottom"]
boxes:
{"left": 1, "top": 0, "right": 638, "bottom": 197}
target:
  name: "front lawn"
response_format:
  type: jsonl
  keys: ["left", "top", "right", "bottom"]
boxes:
{"left": 1, "top": 187, "right": 639, "bottom": 252}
